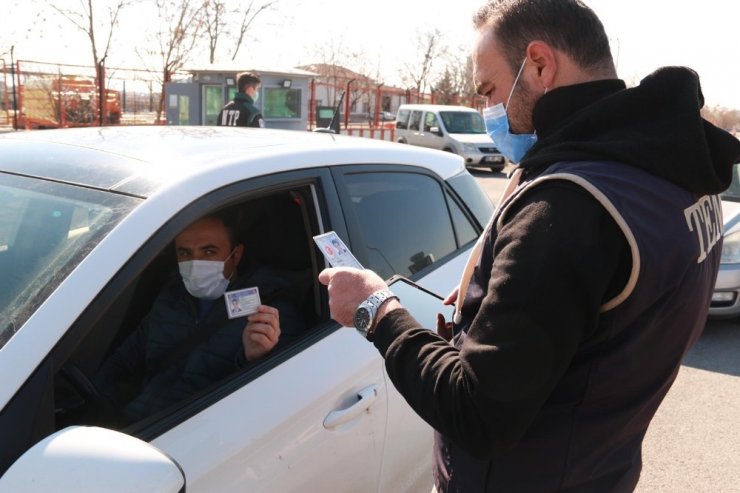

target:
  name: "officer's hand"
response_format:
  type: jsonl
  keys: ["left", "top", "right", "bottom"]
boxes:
{"left": 436, "top": 313, "right": 453, "bottom": 342}
{"left": 318, "top": 267, "right": 387, "bottom": 327}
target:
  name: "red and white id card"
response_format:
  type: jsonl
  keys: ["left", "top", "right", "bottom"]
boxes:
{"left": 313, "top": 231, "right": 363, "bottom": 269}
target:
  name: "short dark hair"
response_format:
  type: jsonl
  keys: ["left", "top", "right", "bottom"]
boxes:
{"left": 199, "top": 211, "right": 240, "bottom": 249}
{"left": 237, "top": 72, "right": 261, "bottom": 93}
{"left": 473, "top": 0, "right": 615, "bottom": 76}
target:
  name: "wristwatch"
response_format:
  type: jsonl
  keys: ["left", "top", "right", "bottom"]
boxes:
{"left": 354, "top": 289, "right": 398, "bottom": 338}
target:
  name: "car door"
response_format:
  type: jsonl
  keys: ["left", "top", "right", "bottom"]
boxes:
{"left": 134, "top": 170, "right": 392, "bottom": 492}
{"left": 1, "top": 168, "right": 392, "bottom": 493}
{"left": 419, "top": 111, "right": 445, "bottom": 151}
{"left": 330, "top": 163, "right": 486, "bottom": 491}
{"left": 406, "top": 110, "right": 424, "bottom": 146}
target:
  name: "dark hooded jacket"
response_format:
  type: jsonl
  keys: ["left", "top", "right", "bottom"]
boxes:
{"left": 371, "top": 67, "right": 740, "bottom": 492}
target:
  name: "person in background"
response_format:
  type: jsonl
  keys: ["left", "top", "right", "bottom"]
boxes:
{"left": 217, "top": 72, "right": 265, "bottom": 128}
{"left": 318, "top": 0, "right": 740, "bottom": 491}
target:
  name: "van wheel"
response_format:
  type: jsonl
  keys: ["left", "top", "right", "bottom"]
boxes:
{"left": 443, "top": 148, "right": 455, "bottom": 153}
{"left": 397, "top": 139, "right": 407, "bottom": 144}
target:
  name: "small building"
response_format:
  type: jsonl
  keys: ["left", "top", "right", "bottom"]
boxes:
{"left": 165, "top": 65, "right": 316, "bottom": 130}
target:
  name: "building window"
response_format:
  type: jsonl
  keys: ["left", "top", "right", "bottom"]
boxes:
{"left": 263, "top": 87, "right": 301, "bottom": 119}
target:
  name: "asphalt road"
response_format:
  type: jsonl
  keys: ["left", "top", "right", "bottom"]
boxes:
{"left": 471, "top": 169, "right": 740, "bottom": 493}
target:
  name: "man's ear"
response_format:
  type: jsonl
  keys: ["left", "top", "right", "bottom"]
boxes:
{"left": 526, "top": 40, "right": 557, "bottom": 90}
{"left": 233, "top": 243, "right": 245, "bottom": 267}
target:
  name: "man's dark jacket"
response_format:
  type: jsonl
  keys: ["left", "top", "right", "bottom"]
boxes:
{"left": 371, "top": 67, "right": 740, "bottom": 492}
{"left": 217, "top": 92, "right": 264, "bottom": 128}
{"left": 95, "top": 265, "right": 304, "bottom": 423}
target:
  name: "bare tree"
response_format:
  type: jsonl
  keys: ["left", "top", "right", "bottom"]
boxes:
{"left": 48, "top": 0, "right": 131, "bottom": 75}
{"left": 47, "top": 0, "right": 132, "bottom": 124}
{"left": 202, "top": 0, "right": 279, "bottom": 64}
{"left": 400, "top": 28, "right": 446, "bottom": 98}
{"left": 136, "top": 0, "right": 204, "bottom": 121}
{"left": 434, "top": 48, "right": 478, "bottom": 106}
{"left": 304, "top": 42, "right": 380, "bottom": 123}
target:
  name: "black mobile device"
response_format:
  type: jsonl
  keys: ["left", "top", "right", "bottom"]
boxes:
{"left": 387, "top": 275, "right": 454, "bottom": 331}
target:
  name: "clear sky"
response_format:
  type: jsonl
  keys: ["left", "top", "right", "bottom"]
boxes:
{"left": 2, "top": 0, "right": 739, "bottom": 108}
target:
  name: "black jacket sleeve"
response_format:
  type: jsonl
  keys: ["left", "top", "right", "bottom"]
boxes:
{"left": 372, "top": 181, "right": 630, "bottom": 457}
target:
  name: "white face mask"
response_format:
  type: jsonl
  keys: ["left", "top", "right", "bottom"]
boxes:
{"left": 178, "top": 249, "right": 236, "bottom": 300}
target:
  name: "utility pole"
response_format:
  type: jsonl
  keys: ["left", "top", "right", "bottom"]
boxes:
{"left": 97, "top": 55, "right": 107, "bottom": 126}
{"left": 10, "top": 46, "right": 18, "bottom": 130}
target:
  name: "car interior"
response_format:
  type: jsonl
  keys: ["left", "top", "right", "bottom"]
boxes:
{"left": 53, "top": 185, "right": 326, "bottom": 432}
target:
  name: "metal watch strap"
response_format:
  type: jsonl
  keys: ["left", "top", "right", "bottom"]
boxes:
{"left": 365, "top": 289, "right": 398, "bottom": 338}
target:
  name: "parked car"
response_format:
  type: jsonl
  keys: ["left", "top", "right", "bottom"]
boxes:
{"left": 710, "top": 162, "right": 740, "bottom": 317}
{"left": 394, "top": 104, "right": 507, "bottom": 172}
{"left": 0, "top": 126, "right": 493, "bottom": 492}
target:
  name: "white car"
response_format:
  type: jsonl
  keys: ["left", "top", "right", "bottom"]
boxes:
{"left": 0, "top": 126, "right": 493, "bottom": 492}
{"left": 711, "top": 162, "right": 740, "bottom": 317}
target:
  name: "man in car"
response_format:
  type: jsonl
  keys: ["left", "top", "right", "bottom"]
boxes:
{"left": 319, "top": 0, "right": 740, "bottom": 492}
{"left": 95, "top": 213, "right": 304, "bottom": 424}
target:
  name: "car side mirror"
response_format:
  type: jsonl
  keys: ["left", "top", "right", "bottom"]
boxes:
{"left": 429, "top": 126, "right": 442, "bottom": 136}
{"left": 0, "top": 426, "right": 185, "bottom": 492}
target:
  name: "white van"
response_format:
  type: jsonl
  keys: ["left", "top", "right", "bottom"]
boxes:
{"left": 394, "top": 104, "right": 507, "bottom": 172}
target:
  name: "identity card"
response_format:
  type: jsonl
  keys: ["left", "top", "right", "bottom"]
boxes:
{"left": 313, "top": 231, "right": 364, "bottom": 269}
{"left": 224, "top": 286, "right": 261, "bottom": 319}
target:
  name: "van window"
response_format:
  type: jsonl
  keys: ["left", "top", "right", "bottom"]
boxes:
{"left": 439, "top": 111, "right": 486, "bottom": 134}
{"left": 423, "top": 112, "right": 439, "bottom": 132}
{"left": 409, "top": 111, "right": 422, "bottom": 131}
{"left": 395, "top": 110, "right": 410, "bottom": 130}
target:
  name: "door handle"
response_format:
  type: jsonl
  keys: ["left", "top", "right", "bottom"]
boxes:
{"left": 323, "top": 385, "right": 378, "bottom": 429}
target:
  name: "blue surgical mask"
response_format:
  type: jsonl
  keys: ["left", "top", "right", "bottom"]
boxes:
{"left": 483, "top": 59, "right": 538, "bottom": 163}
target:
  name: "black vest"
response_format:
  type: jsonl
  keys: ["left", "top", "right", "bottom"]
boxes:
{"left": 437, "top": 160, "right": 722, "bottom": 492}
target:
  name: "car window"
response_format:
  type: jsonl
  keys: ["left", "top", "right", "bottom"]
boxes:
{"left": 423, "top": 112, "right": 439, "bottom": 132}
{"left": 721, "top": 163, "right": 740, "bottom": 201}
{"left": 447, "top": 190, "right": 478, "bottom": 246}
{"left": 341, "top": 171, "right": 461, "bottom": 280}
{"left": 395, "top": 109, "right": 410, "bottom": 130}
{"left": 439, "top": 111, "right": 486, "bottom": 134}
{"left": 408, "top": 111, "right": 422, "bottom": 131}
{"left": 0, "top": 173, "right": 139, "bottom": 347}
{"left": 447, "top": 171, "right": 495, "bottom": 228}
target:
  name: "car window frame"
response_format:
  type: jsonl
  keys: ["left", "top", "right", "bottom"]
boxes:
{"left": 40, "top": 166, "right": 344, "bottom": 442}
{"left": 329, "top": 163, "right": 481, "bottom": 282}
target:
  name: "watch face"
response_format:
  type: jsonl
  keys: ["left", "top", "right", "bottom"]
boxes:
{"left": 354, "top": 306, "right": 372, "bottom": 331}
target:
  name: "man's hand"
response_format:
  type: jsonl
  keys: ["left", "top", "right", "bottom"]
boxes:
{"left": 436, "top": 287, "right": 458, "bottom": 342}
{"left": 318, "top": 267, "right": 388, "bottom": 327}
{"left": 243, "top": 305, "right": 281, "bottom": 361}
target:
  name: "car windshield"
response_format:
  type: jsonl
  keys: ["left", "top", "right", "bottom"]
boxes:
{"left": 0, "top": 173, "right": 140, "bottom": 348}
{"left": 439, "top": 111, "right": 486, "bottom": 134}
{"left": 721, "top": 163, "right": 740, "bottom": 202}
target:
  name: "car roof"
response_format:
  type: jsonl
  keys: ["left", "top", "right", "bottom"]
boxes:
{"left": 0, "top": 126, "right": 464, "bottom": 197}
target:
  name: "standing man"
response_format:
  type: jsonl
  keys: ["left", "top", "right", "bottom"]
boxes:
{"left": 319, "top": 1, "right": 740, "bottom": 492}
{"left": 217, "top": 72, "right": 265, "bottom": 128}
